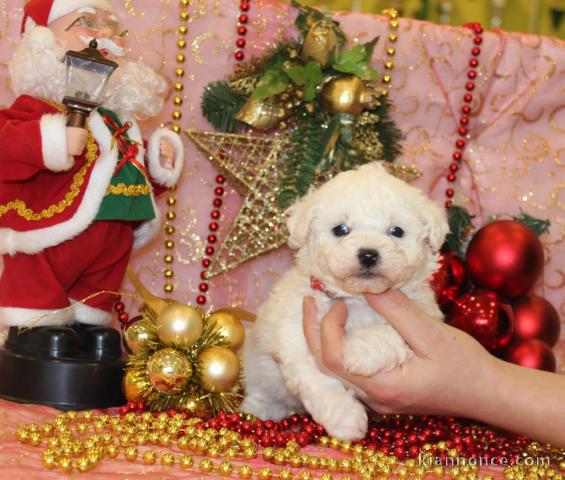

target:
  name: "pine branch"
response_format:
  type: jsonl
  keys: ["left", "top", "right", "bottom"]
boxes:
{"left": 373, "top": 95, "right": 403, "bottom": 162}
{"left": 277, "top": 113, "right": 327, "bottom": 208}
{"left": 513, "top": 211, "right": 551, "bottom": 236}
{"left": 201, "top": 81, "right": 248, "bottom": 133}
{"left": 446, "top": 205, "right": 474, "bottom": 258}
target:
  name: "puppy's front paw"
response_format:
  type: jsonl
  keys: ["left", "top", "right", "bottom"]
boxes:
{"left": 312, "top": 394, "right": 368, "bottom": 441}
{"left": 240, "top": 395, "right": 290, "bottom": 420}
{"left": 343, "top": 326, "right": 412, "bottom": 376}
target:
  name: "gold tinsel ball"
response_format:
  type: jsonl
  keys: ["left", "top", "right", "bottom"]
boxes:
{"left": 123, "top": 369, "right": 148, "bottom": 402}
{"left": 156, "top": 303, "right": 203, "bottom": 349}
{"left": 147, "top": 348, "right": 193, "bottom": 393}
{"left": 209, "top": 311, "right": 245, "bottom": 352}
{"left": 124, "top": 321, "right": 155, "bottom": 354}
{"left": 320, "top": 76, "right": 370, "bottom": 116}
{"left": 197, "top": 346, "right": 241, "bottom": 393}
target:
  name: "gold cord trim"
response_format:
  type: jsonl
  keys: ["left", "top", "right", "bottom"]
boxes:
{"left": 105, "top": 183, "right": 151, "bottom": 197}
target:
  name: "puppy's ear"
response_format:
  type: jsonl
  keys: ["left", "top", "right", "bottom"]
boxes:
{"left": 420, "top": 198, "right": 449, "bottom": 252}
{"left": 285, "top": 190, "right": 317, "bottom": 249}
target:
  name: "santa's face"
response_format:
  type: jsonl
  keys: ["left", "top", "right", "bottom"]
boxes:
{"left": 10, "top": 6, "right": 166, "bottom": 119}
{"left": 48, "top": 7, "right": 127, "bottom": 59}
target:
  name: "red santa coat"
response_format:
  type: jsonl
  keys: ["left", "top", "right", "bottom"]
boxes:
{"left": 0, "top": 95, "right": 184, "bottom": 256}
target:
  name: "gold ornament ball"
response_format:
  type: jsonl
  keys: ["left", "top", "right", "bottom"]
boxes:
{"left": 209, "top": 311, "right": 245, "bottom": 351}
{"left": 197, "top": 346, "right": 241, "bottom": 393}
{"left": 147, "top": 347, "right": 193, "bottom": 393}
{"left": 124, "top": 321, "right": 155, "bottom": 354}
{"left": 320, "top": 76, "right": 377, "bottom": 117}
{"left": 123, "top": 370, "right": 147, "bottom": 401}
{"left": 156, "top": 303, "right": 203, "bottom": 348}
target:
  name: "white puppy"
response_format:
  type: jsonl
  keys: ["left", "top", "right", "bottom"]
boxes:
{"left": 241, "top": 162, "right": 448, "bottom": 440}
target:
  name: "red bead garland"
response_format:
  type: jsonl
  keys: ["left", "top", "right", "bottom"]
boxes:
{"left": 234, "top": 1, "right": 251, "bottom": 69}
{"left": 197, "top": 173, "right": 227, "bottom": 305}
{"left": 445, "top": 22, "right": 484, "bottom": 208}
{"left": 116, "top": 402, "right": 532, "bottom": 464}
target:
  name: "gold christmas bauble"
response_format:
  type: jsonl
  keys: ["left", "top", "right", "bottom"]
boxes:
{"left": 156, "top": 303, "right": 203, "bottom": 349}
{"left": 320, "top": 77, "right": 381, "bottom": 116}
{"left": 123, "top": 370, "right": 148, "bottom": 401}
{"left": 197, "top": 346, "right": 241, "bottom": 393}
{"left": 209, "top": 311, "right": 245, "bottom": 352}
{"left": 147, "top": 348, "right": 193, "bottom": 393}
{"left": 124, "top": 321, "right": 155, "bottom": 355}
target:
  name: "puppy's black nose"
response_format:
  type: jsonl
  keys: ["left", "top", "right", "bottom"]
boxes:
{"left": 357, "top": 248, "right": 380, "bottom": 268}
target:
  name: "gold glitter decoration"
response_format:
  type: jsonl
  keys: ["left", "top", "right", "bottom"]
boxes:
{"left": 186, "top": 129, "right": 290, "bottom": 278}
{"left": 187, "top": 128, "right": 420, "bottom": 278}
{"left": 124, "top": 271, "right": 244, "bottom": 413}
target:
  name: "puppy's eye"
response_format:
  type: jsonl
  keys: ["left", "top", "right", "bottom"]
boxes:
{"left": 388, "top": 226, "right": 405, "bottom": 238}
{"left": 332, "top": 223, "right": 350, "bottom": 237}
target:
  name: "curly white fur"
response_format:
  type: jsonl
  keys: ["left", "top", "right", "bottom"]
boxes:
{"left": 241, "top": 162, "right": 449, "bottom": 440}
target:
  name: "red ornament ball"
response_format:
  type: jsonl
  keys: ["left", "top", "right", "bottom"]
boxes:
{"left": 466, "top": 220, "right": 544, "bottom": 298}
{"left": 503, "top": 338, "right": 556, "bottom": 372}
{"left": 511, "top": 295, "right": 561, "bottom": 347}
{"left": 448, "top": 291, "right": 514, "bottom": 352}
{"left": 429, "top": 250, "right": 467, "bottom": 314}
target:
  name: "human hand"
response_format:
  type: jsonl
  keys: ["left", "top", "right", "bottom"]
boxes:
{"left": 302, "top": 291, "right": 499, "bottom": 417}
{"left": 66, "top": 127, "right": 88, "bottom": 156}
{"left": 159, "top": 138, "right": 175, "bottom": 169}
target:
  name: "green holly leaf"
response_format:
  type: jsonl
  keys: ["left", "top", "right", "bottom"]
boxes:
{"left": 252, "top": 67, "right": 291, "bottom": 101}
{"left": 512, "top": 211, "right": 551, "bottom": 236}
{"left": 285, "top": 61, "right": 323, "bottom": 101}
{"left": 332, "top": 37, "right": 380, "bottom": 79}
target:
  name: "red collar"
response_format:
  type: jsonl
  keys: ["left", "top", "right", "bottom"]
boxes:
{"left": 310, "top": 276, "right": 339, "bottom": 299}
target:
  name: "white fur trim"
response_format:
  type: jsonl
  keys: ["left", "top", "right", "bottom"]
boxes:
{"left": 40, "top": 113, "right": 74, "bottom": 172}
{"left": 48, "top": 0, "right": 115, "bottom": 24}
{"left": 22, "top": 17, "right": 37, "bottom": 35}
{"left": 0, "top": 113, "right": 161, "bottom": 255}
{"left": 147, "top": 128, "right": 184, "bottom": 188}
{"left": 132, "top": 204, "right": 161, "bottom": 250}
{"left": 0, "top": 306, "right": 74, "bottom": 327}
{"left": 70, "top": 299, "right": 112, "bottom": 326}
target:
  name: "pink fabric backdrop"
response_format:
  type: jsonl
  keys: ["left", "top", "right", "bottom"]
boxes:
{"left": 0, "top": 0, "right": 563, "bottom": 366}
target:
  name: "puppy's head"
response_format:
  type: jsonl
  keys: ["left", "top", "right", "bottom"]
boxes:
{"left": 286, "top": 162, "right": 448, "bottom": 295}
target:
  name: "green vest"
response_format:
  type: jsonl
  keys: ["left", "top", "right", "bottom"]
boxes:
{"left": 95, "top": 108, "right": 156, "bottom": 222}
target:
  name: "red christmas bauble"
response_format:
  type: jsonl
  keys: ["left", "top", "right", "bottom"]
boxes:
{"left": 502, "top": 338, "right": 556, "bottom": 372}
{"left": 511, "top": 295, "right": 561, "bottom": 347}
{"left": 466, "top": 220, "right": 544, "bottom": 298}
{"left": 430, "top": 250, "right": 467, "bottom": 314}
{"left": 448, "top": 291, "right": 514, "bottom": 352}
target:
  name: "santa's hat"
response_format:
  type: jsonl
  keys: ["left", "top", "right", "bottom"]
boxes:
{"left": 22, "top": 0, "right": 115, "bottom": 34}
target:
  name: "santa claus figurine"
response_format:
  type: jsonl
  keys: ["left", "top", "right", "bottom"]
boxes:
{"left": 0, "top": 0, "right": 183, "bottom": 326}
{"left": 0, "top": 0, "right": 183, "bottom": 406}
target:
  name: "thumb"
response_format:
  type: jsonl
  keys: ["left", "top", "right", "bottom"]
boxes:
{"left": 364, "top": 290, "right": 443, "bottom": 350}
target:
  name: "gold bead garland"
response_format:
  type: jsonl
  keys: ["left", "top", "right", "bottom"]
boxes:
{"left": 162, "top": 0, "right": 190, "bottom": 296}
{"left": 15, "top": 411, "right": 565, "bottom": 478}
{"left": 381, "top": 8, "right": 399, "bottom": 93}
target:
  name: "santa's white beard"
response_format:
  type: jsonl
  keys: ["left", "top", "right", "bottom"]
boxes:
{"left": 9, "top": 27, "right": 167, "bottom": 120}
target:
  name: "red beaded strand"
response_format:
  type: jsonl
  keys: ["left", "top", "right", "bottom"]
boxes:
{"left": 445, "top": 22, "right": 484, "bottom": 209}
{"left": 234, "top": 1, "right": 251, "bottom": 71}
{"left": 116, "top": 402, "right": 531, "bottom": 464}
{"left": 197, "top": 173, "right": 226, "bottom": 305}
